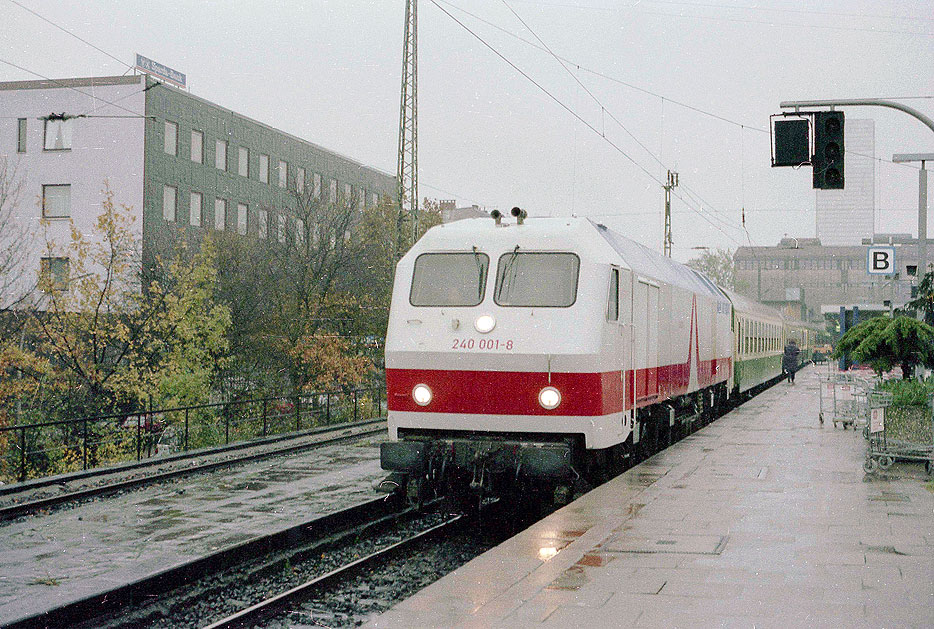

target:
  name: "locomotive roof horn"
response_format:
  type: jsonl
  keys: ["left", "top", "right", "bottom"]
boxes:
{"left": 510, "top": 206, "right": 527, "bottom": 225}
{"left": 490, "top": 209, "right": 502, "bottom": 225}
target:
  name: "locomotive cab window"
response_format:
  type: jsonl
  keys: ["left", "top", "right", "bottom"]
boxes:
{"left": 607, "top": 268, "right": 619, "bottom": 321}
{"left": 410, "top": 252, "right": 489, "bottom": 307}
{"left": 494, "top": 252, "right": 579, "bottom": 308}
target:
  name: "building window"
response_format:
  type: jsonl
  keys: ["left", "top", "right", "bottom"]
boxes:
{"left": 190, "top": 191, "right": 202, "bottom": 227}
{"left": 43, "top": 117, "right": 73, "bottom": 151}
{"left": 42, "top": 184, "right": 71, "bottom": 218}
{"left": 343, "top": 183, "right": 352, "bottom": 202}
{"left": 258, "top": 209, "right": 268, "bottom": 238}
{"left": 164, "top": 121, "right": 177, "bottom": 155}
{"left": 329, "top": 179, "right": 337, "bottom": 204}
{"left": 259, "top": 154, "right": 269, "bottom": 183}
{"left": 372, "top": 193, "right": 379, "bottom": 207}
{"left": 191, "top": 130, "right": 203, "bottom": 164}
{"left": 277, "top": 213, "right": 286, "bottom": 243}
{"left": 215, "top": 139, "right": 227, "bottom": 171}
{"left": 215, "top": 198, "right": 227, "bottom": 231}
{"left": 296, "top": 218, "right": 305, "bottom": 245}
{"left": 239, "top": 147, "right": 249, "bottom": 177}
{"left": 313, "top": 173, "right": 322, "bottom": 199}
{"left": 237, "top": 203, "right": 248, "bottom": 235}
{"left": 297, "top": 167, "right": 305, "bottom": 193}
{"left": 278, "top": 160, "right": 287, "bottom": 188}
{"left": 357, "top": 188, "right": 364, "bottom": 211}
{"left": 40, "top": 257, "right": 69, "bottom": 292}
{"left": 163, "top": 185, "right": 177, "bottom": 222}
{"left": 17, "top": 118, "right": 26, "bottom": 153}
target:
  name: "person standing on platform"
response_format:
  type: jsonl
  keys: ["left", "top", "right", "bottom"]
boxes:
{"left": 783, "top": 339, "right": 801, "bottom": 384}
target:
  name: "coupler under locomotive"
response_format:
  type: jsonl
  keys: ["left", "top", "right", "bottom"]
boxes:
{"left": 379, "top": 436, "right": 579, "bottom": 507}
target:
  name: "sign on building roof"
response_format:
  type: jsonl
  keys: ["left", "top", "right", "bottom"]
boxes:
{"left": 135, "top": 54, "right": 186, "bottom": 88}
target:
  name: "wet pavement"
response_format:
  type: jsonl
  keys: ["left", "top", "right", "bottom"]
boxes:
{"left": 0, "top": 434, "right": 386, "bottom": 625}
{"left": 369, "top": 367, "right": 934, "bottom": 628}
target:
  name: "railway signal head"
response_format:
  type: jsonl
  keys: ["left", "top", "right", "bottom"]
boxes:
{"left": 812, "top": 111, "right": 845, "bottom": 189}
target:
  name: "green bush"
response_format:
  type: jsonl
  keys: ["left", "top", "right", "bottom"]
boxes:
{"left": 877, "top": 377, "right": 934, "bottom": 444}
{"left": 878, "top": 378, "right": 934, "bottom": 407}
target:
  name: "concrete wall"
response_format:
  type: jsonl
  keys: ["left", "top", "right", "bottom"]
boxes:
{"left": 734, "top": 240, "right": 924, "bottom": 319}
{"left": 0, "top": 76, "right": 146, "bottom": 307}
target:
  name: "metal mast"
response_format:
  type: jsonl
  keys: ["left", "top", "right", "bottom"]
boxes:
{"left": 396, "top": 0, "right": 418, "bottom": 254}
{"left": 663, "top": 170, "right": 678, "bottom": 257}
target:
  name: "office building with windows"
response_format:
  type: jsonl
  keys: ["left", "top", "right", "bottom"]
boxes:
{"left": 815, "top": 118, "right": 875, "bottom": 246}
{"left": 733, "top": 234, "right": 926, "bottom": 322}
{"left": 0, "top": 74, "right": 395, "bottom": 306}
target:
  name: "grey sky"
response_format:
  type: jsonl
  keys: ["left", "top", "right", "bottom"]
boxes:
{"left": 1, "top": 0, "right": 931, "bottom": 261}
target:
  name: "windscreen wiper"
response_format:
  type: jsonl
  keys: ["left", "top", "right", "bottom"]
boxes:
{"left": 496, "top": 245, "right": 520, "bottom": 301}
{"left": 471, "top": 246, "right": 485, "bottom": 300}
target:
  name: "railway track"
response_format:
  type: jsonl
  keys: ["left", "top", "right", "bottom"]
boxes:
{"left": 0, "top": 418, "right": 385, "bottom": 522}
{"left": 205, "top": 514, "right": 464, "bottom": 629}
{"left": 6, "top": 494, "right": 513, "bottom": 629}
{"left": 6, "top": 495, "right": 406, "bottom": 629}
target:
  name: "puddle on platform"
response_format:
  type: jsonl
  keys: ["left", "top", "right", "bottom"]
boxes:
{"left": 135, "top": 517, "right": 187, "bottom": 536}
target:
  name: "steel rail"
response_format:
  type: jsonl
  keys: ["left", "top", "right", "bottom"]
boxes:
{"left": 204, "top": 515, "right": 463, "bottom": 629}
{"left": 0, "top": 419, "right": 385, "bottom": 522}
{"left": 3, "top": 496, "right": 410, "bottom": 629}
{"left": 0, "top": 417, "right": 384, "bottom": 497}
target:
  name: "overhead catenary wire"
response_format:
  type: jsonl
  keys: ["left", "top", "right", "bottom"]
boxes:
{"left": 436, "top": 0, "right": 922, "bottom": 172}
{"left": 501, "top": 0, "right": 749, "bottom": 240}
{"left": 0, "top": 58, "right": 149, "bottom": 119}
{"left": 506, "top": 0, "right": 934, "bottom": 38}
{"left": 7, "top": 0, "right": 135, "bottom": 72}
{"left": 499, "top": 0, "right": 748, "bottom": 241}
{"left": 430, "top": 0, "right": 744, "bottom": 247}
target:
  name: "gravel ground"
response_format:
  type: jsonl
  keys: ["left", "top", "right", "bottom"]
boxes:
{"left": 75, "top": 508, "right": 482, "bottom": 628}
{"left": 276, "top": 529, "right": 496, "bottom": 628}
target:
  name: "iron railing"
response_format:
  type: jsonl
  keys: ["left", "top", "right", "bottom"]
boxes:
{"left": 0, "top": 387, "right": 385, "bottom": 484}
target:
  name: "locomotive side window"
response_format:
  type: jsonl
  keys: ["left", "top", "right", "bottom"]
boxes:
{"left": 607, "top": 269, "right": 619, "bottom": 321}
{"left": 494, "top": 252, "right": 580, "bottom": 307}
{"left": 410, "top": 252, "right": 489, "bottom": 307}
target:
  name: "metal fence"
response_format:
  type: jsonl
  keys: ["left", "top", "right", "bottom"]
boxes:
{"left": 0, "top": 387, "right": 384, "bottom": 484}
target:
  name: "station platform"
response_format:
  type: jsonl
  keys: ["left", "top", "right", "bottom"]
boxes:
{"left": 369, "top": 367, "right": 934, "bottom": 628}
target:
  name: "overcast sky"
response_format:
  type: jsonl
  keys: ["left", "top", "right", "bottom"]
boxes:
{"left": 1, "top": 0, "right": 932, "bottom": 261}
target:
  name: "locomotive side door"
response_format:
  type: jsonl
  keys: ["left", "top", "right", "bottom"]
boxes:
{"left": 609, "top": 267, "right": 633, "bottom": 435}
{"left": 633, "top": 277, "right": 660, "bottom": 403}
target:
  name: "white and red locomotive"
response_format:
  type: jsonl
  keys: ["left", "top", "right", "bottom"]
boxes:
{"left": 380, "top": 212, "right": 735, "bottom": 501}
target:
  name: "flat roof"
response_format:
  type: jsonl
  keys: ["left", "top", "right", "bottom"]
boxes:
{"left": 0, "top": 74, "right": 395, "bottom": 182}
{"left": 0, "top": 75, "right": 141, "bottom": 91}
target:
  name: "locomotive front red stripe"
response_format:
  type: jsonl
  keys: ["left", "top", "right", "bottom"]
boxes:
{"left": 387, "top": 358, "right": 730, "bottom": 416}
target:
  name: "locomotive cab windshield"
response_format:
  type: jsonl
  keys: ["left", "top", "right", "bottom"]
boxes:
{"left": 409, "top": 251, "right": 489, "bottom": 306}
{"left": 494, "top": 252, "right": 579, "bottom": 307}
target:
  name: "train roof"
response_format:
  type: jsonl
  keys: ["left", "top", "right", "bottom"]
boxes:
{"left": 590, "top": 220, "right": 726, "bottom": 301}
{"left": 718, "top": 286, "right": 783, "bottom": 321}
{"left": 416, "top": 217, "right": 729, "bottom": 301}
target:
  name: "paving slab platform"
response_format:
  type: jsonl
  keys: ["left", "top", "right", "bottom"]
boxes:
{"left": 0, "top": 431, "right": 386, "bottom": 625}
{"left": 369, "top": 367, "right": 934, "bottom": 628}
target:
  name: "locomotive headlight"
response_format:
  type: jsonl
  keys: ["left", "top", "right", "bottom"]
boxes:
{"left": 538, "top": 386, "right": 561, "bottom": 410}
{"left": 474, "top": 314, "right": 496, "bottom": 334}
{"left": 412, "top": 384, "right": 433, "bottom": 406}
